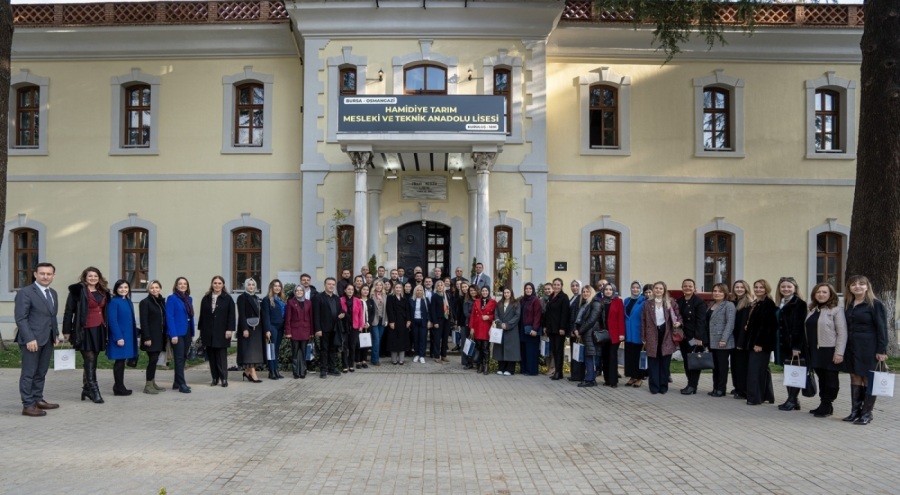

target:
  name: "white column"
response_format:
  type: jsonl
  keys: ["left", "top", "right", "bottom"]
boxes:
{"left": 367, "top": 169, "right": 384, "bottom": 263}
{"left": 472, "top": 152, "right": 497, "bottom": 272}
{"left": 349, "top": 151, "right": 371, "bottom": 273}
{"left": 466, "top": 170, "right": 478, "bottom": 271}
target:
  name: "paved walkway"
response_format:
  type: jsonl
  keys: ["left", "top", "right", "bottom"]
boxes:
{"left": 1, "top": 360, "right": 897, "bottom": 494}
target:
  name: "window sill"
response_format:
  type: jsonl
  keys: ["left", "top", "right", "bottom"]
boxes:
{"left": 9, "top": 147, "right": 48, "bottom": 156}
{"left": 581, "top": 147, "right": 630, "bottom": 156}
{"left": 695, "top": 150, "right": 744, "bottom": 158}
{"left": 806, "top": 152, "right": 855, "bottom": 160}
{"left": 221, "top": 146, "right": 272, "bottom": 155}
{"left": 110, "top": 147, "right": 158, "bottom": 156}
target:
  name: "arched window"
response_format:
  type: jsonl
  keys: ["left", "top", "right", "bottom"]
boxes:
{"left": 589, "top": 230, "right": 619, "bottom": 288}
{"left": 15, "top": 85, "right": 40, "bottom": 148}
{"left": 703, "top": 87, "right": 731, "bottom": 150}
{"left": 124, "top": 84, "right": 151, "bottom": 147}
{"left": 12, "top": 228, "right": 39, "bottom": 289}
{"left": 816, "top": 232, "right": 843, "bottom": 288}
{"left": 589, "top": 84, "right": 617, "bottom": 148}
{"left": 704, "top": 231, "right": 733, "bottom": 289}
{"left": 494, "top": 68, "right": 511, "bottom": 135}
{"left": 234, "top": 83, "right": 264, "bottom": 147}
{"left": 232, "top": 228, "right": 262, "bottom": 290}
{"left": 404, "top": 64, "right": 446, "bottom": 95}
{"left": 336, "top": 225, "right": 354, "bottom": 276}
{"left": 340, "top": 67, "right": 357, "bottom": 95}
{"left": 493, "top": 226, "right": 512, "bottom": 290}
{"left": 814, "top": 89, "right": 840, "bottom": 152}
{"left": 121, "top": 228, "right": 149, "bottom": 290}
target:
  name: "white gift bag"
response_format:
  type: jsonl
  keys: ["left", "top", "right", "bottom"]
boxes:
{"left": 783, "top": 363, "right": 808, "bottom": 389}
{"left": 53, "top": 348, "right": 76, "bottom": 371}
{"left": 868, "top": 363, "right": 895, "bottom": 397}
{"left": 463, "top": 338, "right": 476, "bottom": 357}
{"left": 572, "top": 342, "right": 585, "bottom": 362}
{"left": 358, "top": 332, "right": 372, "bottom": 348}
{"left": 489, "top": 325, "right": 503, "bottom": 344}
{"left": 540, "top": 338, "right": 550, "bottom": 357}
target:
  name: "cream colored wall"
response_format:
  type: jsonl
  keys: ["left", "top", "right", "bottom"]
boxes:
{"left": 318, "top": 38, "right": 531, "bottom": 166}
{"left": 10, "top": 57, "right": 302, "bottom": 175}
{"left": 547, "top": 59, "right": 859, "bottom": 179}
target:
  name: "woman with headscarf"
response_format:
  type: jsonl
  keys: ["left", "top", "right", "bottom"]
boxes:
{"left": 461, "top": 284, "right": 478, "bottom": 369}
{"left": 518, "top": 282, "right": 543, "bottom": 376}
{"left": 567, "top": 279, "right": 585, "bottom": 383}
{"left": 623, "top": 282, "right": 649, "bottom": 387}
{"left": 237, "top": 278, "right": 266, "bottom": 383}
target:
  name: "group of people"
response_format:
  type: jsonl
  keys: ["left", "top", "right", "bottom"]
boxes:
{"left": 14, "top": 261, "right": 890, "bottom": 427}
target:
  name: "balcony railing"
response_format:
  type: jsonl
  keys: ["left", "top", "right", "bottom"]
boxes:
{"left": 12, "top": 1, "right": 290, "bottom": 27}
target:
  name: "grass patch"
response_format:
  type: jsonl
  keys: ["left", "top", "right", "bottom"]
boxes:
{"left": 0, "top": 343, "right": 235, "bottom": 369}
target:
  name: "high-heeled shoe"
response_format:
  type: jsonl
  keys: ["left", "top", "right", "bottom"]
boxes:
{"left": 221, "top": 380, "right": 228, "bottom": 388}
{"left": 210, "top": 378, "right": 219, "bottom": 386}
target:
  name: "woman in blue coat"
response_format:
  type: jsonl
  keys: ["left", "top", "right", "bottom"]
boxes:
{"left": 623, "top": 282, "right": 650, "bottom": 387}
{"left": 107, "top": 279, "right": 139, "bottom": 396}
{"left": 165, "top": 277, "right": 194, "bottom": 393}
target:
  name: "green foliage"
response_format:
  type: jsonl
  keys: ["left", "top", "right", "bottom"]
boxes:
{"left": 368, "top": 254, "right": 377, "bottom": 275}
{"left": 593, "top": 0, "right": 764, "bottom": 61}
{"left": 0, "top": 343, "right": 235, "bottom": 369}
{"left": 470, "top": 257, "right": 478, "bottom": 279}
{"left": 326, "top": 208, "right": 348, "bottom": 244}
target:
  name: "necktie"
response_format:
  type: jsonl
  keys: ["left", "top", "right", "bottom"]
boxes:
{"left": 44, "top": 288, "right": 53, "bottom": 307}
{"left": 475, "top": 275, "right": 480, "bottom": 285}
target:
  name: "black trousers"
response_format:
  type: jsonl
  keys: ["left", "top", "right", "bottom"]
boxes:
{"left": 746, "top": 350, "right": 774, "bottom": 404}
{"left": 291, "top": 339, "right": 309, "bottom": 377}
{"left": 711, "top": 349, "right": 730, "bottom": 392}
{"left": 814, "top": 367, "right": 840, "bottom": 402}
{"left": 623, "top": 342, "right": 646, "bottom": 379}
{"left": 172, "top": 338, "right": 187, "bottom": 388}
{"left": 570, "top": 339, "right": 585, "bottom": 381}
{"left": 319, "top": 332, "right": 338, "bottom": 373}
{"left": 113, "top": 359, "right": 127, "bottom": 391}
{"left": 549, "top": 332, "right": 566, "bottom": 379}
{"left": 601, "top": 342, "right": 620, "bottom": 385}
{"left": 207, "top": 347, "right": 228, "bottom": 381}
{"left": 679, "top": 340, "right": 701, "bottom": 388}
{"left": 730, "top": 348, "right": 749, "bottom": 395}
{"left": 145, "top": 351, "right": 160, "bottom": 381}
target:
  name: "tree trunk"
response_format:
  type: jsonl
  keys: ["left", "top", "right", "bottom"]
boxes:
{"left": 0, "top": 2, "right": 10, "bottom": 349}
{"left": 846, "top": 0, "right": 900, "bottom": 356}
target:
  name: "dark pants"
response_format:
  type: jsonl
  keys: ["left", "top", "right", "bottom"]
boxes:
{"left": 746, "top": 350, "right": 774, "bottom": 404}
{"left": 267, "top": 324, "right": 283, "bottom": 374}
{"left": 355, "top": 331, "right": 368, "bottom": 363}
{"left": 521, "top": 326, "right": 540, "bottom": 375}
{"left": 430, "top": 323, "right": 443, "bottom": 359}
{"left": 815, "top": 367, "right": 840, "bottom": 402}
{"left": 648, "top": 325, "right": 671, "bottom": 394}
{"left": 730, "top": 348, "right": 749, "bottom": 395}
{"left": 438, "top": 322, "right": 450, "bottom": 358}
{"left": 290, "top": 339, "right": 309, "bottom": 377}
{"left": 344, "top": 329, "right": 358, "bottom": 368}
{"left": 475, "top": 339, "right": 490, "bottom": 367}
{"left": 319, "top": 332, "right": 338, "bottom": 373}
{"left": 412, "top": 319, "right": 427, "bottom": 358}
{"left": 19, "top": 341, "right": 53, "bottom": 407}
{"left": 549, "top": 332, "right": 566, "bottom": 379}
{"left": 113, "top": 359, "right": 128, "bottom": 392}
{"left": 145, "top": 351, "right": 160, "bottom": 381}
{"left": 569, "top": 339, "right": 585, "bottom": 381}
{"left": 207, "top": 347, "right": 228, "bottom": 381}
{"left": 711, "top": 349, "right": 730, "bottom": 392}
{"left": 172, "top": 338, "right": 187, "bottom": 388}
{"left": 623, "top": 342, "right": 646, "bottom": 379}
{"left": 679, "top": 340, "right": 700, "bottom": 388}
{"left": 602, "top": 342, "right": 620, "bottom": 386}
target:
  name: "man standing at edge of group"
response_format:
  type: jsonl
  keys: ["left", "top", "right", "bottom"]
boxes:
{"left": 16, "top": 262, "right": 61, "bottom": 417}
{"left": 315, "top": 277, "right": 344, "bottom": 378}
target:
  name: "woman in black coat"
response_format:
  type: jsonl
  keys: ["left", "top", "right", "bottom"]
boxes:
{"left": 729, "top": 280, "right": 754, "bottom": 400}
{"left": 138, "top": 280, "right": 167, "bottom": 395}
{"left": 776, "top": 276, "right": 807, "bottom": 411}
{"left": 385, "top": 283, "right": 411, "bottom": 365}
{"left": 543, "top": 278, "right": 570, "bottom": 381}
{"left": 62, "top": 266, "right": 112, "bottom": 404}
{"left": 198, "top": 276, "right": 235, "bottom": 387}
{"left": 842, "top": 275, "right": 889, "bottom": 425}
{"left": 744, "top": 279, "right": 777, "bottom": 406}
{"left": 237, "top": 278, "right": 267, "bottom": 383}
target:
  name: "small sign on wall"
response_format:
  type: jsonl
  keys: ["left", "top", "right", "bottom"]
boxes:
{"left": 554, "top": 261, "right": 567, "bottom": 271}
{"left": 401, "top": 175, "right": 448, "bottom": 201}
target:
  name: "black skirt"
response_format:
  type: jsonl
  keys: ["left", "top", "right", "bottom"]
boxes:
{"left": 78, "top": 326, "right": 106, "bottom": 353}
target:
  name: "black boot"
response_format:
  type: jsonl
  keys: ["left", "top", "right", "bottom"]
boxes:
{"left": 854, "top": 395, "right": 876, "bottom": 425}
{"left": 813, "top": 400, "right": 833, "bottom": 418}
{"left": 778, "top": 387, "right": 801, "bottom": 411}
{"left": 842, "top": 385, "right": 865, "bottom": 422}
{"left": 82, "top": 360, "right": 104, "bottom": 404}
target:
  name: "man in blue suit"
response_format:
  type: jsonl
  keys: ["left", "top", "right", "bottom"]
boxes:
{"left": 15, "top": 262, "right": 60, "bottom": 417}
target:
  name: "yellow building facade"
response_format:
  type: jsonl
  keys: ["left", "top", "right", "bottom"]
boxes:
{"left": 2, "top": 0, "right": 867, "bottom": 335}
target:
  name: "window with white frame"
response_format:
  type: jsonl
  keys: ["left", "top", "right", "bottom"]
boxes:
{"left": 579, "top": 67, "right": 631, "bottom": 156}
{"left": 110, "top": 214, "right": 157, "bottom": 295}
{"left": 110, "top": 68, "right": 160, "bottom": 155}
{"left": 9, "top": 70, "right": 49, "bottom": 156}
{"left": 693, "top": 70, "right": 744, "bottom": 157}
{"left": 222, "top": 66, "right": 273, "bottom": 154}
{"left": 0, "top": 215, "right": 48, "bottom": 299}
{"left": 805, "top": 72, "right": 856, "bottom": 159}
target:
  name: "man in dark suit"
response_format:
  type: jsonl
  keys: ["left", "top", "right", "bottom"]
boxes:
{"left": 314, "top": 277, "right": 344, "bottom": 378}
{"left": 471, "top": 262, "right": 491, "bottom": 291}
{"left": 15, "top": 262, "right": 60, "bottom": 417}
{"left": 300, "top": 273, "right": 318, "bottom": 301}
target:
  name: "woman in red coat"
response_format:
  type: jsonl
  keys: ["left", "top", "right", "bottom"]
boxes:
{"left": 469, "top": 285, "right": 497, "bottom": 375}
{"left": 284, "top": 285, "right": 314, "bottom": 378}
{"left": 597, "top": 284, "right": 626, "bottom": 387}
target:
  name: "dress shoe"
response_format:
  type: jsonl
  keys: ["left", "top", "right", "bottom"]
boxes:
{"left": 567, "top": 377, "right": 579, "bottom": 382}
{"left": 320, "top": 372, "right": 327, "bottom": 379}
{"left": 372, "top": 362, "right": 381, "bottom": 367}
{"left": 210, "top": 378, "right": 220, "bottom": 386}
{"left": 22, "top": 406, "right": 46, "bottom": 417}
{"left": 221, "top": 380, "right": 228, "bottom": 388}
{"left": 577, "top": 381, "right": 596, "bottom": 388}
{"left": 178, "top": 386, "right": 192, "bottom": 393}
{"left": 746, "top": 400, "right": 761, "bottom": 406}
{"left": 680, "top": 386, "right": 697, "bottom": 395}
{"left": 361, "top": 363, "right": 369, "bottom": 369}
{"left": 709, "top": 390, "right": 726, "bottom": 397}
{"left": 35, "top": 400, "right": 59, "bottom": 410}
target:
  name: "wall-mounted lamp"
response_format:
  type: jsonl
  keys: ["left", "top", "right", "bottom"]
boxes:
{"left": 467, "top": 68, "right": 483, "bottom": 81}
{"left": 367, "top": 69, "right": 385, "bottom": 82}
{"left": 450, "top": 169, "right": 463, "bottom": 180}
{"left": 386, "top": 170, "right": 398, "bottom": 180}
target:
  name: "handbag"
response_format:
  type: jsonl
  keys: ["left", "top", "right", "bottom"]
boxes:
{"left": 592, "top": 329, "right": 610, "bottom": 346}
{"left": 305, "top": 342, "right": 315, "bottom": 361}
{"left": 867, "top": 361, "right": 894, "bottom": 397}
{"left": 802, "top": 368, "right": 817, "bottom": 397}
{"left": 672, "top": 328, "right": 684, "bottom": 344}
{"left": 685, "top": 347, "right": 713, "bottom": 371}
{"left": 358, "top": 332, "right": 372, "bottom": 348}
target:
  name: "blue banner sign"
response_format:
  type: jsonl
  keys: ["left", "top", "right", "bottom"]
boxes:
{"left": 338, "top": 95, "right": 506, "bottom": 133}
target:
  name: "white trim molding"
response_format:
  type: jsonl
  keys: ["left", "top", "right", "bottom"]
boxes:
{"left": 392, "top": 40, "right": 459, "bottom": 95}
{"left": 695, "top": 217, "right": 745, "bottom": 292}
{"left": 805, "top": 71, "right": 857, "bottom": 160}
{"left": 0, "top": 214, "right": 48, "bottom": 302}
{"left": 693, "top": 69, "right": 745, "bottom": 158}
{"left": 382, "top": 206, "right": 465, "bottom": 273}
{"left": 110, "top": 68, "right": 160, "bottom": 156}
{"left": 109, "top": 213, "right": 158, "bottom": 301}
{"left": 490, "top": 211, "right": 524, "bottom": 292}
{"left": 579, "top": 66, "right": 632, "bottom": 156}
{"left": 222, "top": 66, "right": 274, "bottom": 154}
{"left": 9, "top": 69, "right": 49, "bottom": 156}
{"left": 482, "top": 49, "right": 524, "bottom": 144}
{"left": 807, "top": 218, "right": 850, "bottom": 296}
{"left": 327, "top": 47, "right": 368, "bottom": 143}
{"left": 222, "top": 213, "right": 271, "bottom": 292}
{"left": 580, "top": 215, "right": 631, "bottom": 290}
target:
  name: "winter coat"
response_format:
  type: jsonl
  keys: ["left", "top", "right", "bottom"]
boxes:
{"left": 779, "top": 295, "right": 807, "bottom": 359}
{"left": 198, "top": 292, "right": 235, "bottom": 349}
{"left": 640, "top": 299, "right": 681, "bottom": 358}
{"left": 106, "top": 296, "right": 138, "bottom": 360}
{"left": 676, "top": 294, "right": 708, "bottom": 343}
{"left": 601, "top": 297, "right": 626, "bottom": 344}
{"left": 284, "top": 297, "right": 313, "bottom": 341}
{"left": 384, "top": 294, "right": 410, "bottom": 352}
{"left": 62, "top": 283, "right": 111, "bottom": 339}
{"left": 623, "top": 295, "right": 646, "bottom": 344}
{"left": 165, "top": 293, "right": 194, "bottom": 339}
{"left": 138, "top": 294, "right": 166, "bottom": 353}
{"left": 469, "top": 297, "right": 497, "bottom": 341}
{"left": 542, "top": 292, "right": 570, "bottom": 336}
{"left": 575, "top": 299, "right": 601, "bottom": 356}
{"left": 492, "top": 300, "right": 521, "bottom": 361}
{"left": 805, "top": 305, "right": 847, "bottom": 356}
{"left": 745, "top": 297, "right": 778, "bottom": 353}
{"left": 707, "top": 300, "right": 736, "bottom": 350}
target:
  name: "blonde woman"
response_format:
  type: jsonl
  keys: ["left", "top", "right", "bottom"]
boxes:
{"left": 640, "top": 281, "right": 681, "bottom": 394}
{"left": 729, "top": 280, "right": 755, "bottom": 400}
{"left": 842, "top": 275, "right": 888, "bottom": 425}
{"left": 262, "top": 279, "right": 286, "bottom": 380}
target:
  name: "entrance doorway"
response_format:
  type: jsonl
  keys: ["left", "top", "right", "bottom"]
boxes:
{"left": 397, "top": 221, "right": 450, "bottom": 278}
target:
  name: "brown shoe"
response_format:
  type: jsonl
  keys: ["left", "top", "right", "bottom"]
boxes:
{"left": 22, "top": 406, "right": 46, "bottom": 417}
{"left": 35, "top": 400, "right": 59, "bottom": 410}
{"left": 625, "top": 378, "right": 636, "bottom": 387}
{"left": 632, "top": 379, "right": 643, "bottom": 388}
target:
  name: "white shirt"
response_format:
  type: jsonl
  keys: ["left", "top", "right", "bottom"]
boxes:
{"left": 34, "top": 281, "right": 53, "bottom": 305}
{"left": 654, "top": 300, "right": 666, "bottom": 326}
{"left": 413, "top": 298, "right": 423, "bottom": 319}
